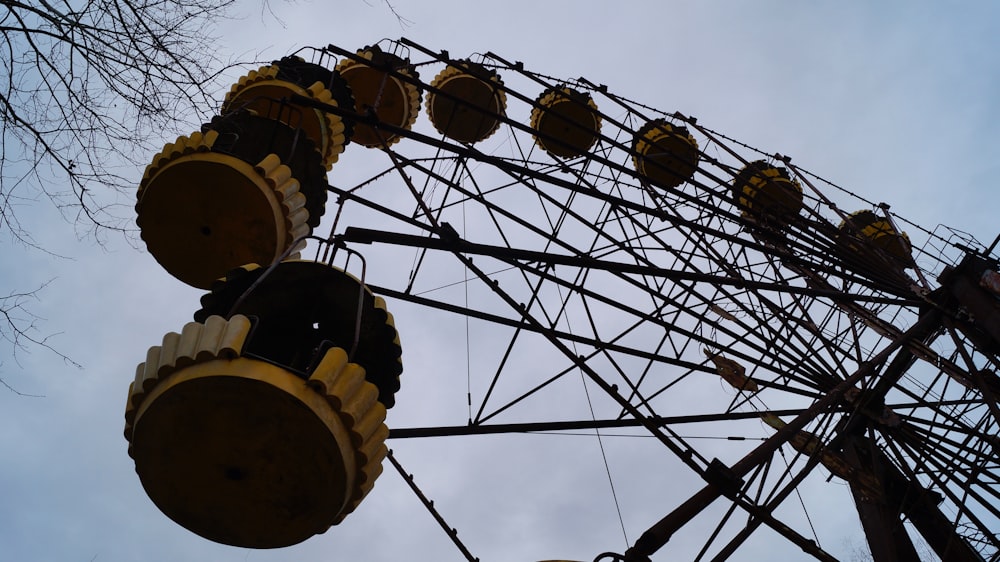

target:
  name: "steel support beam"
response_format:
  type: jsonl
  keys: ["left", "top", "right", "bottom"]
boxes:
{"left": 623, "top": 311, "right": 942, "bottom": 561}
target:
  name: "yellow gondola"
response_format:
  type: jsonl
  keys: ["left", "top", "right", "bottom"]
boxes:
{"left": 530, "top": 86, "right": 601, "bottom": 158}
{"left": 135, "top": 130, "right": 308, "bottom": 289}
{"left": 632, "top": 118, "right": 699, "bottom": 189}
{"left": 124, "top": 315, "right": 387, "bottom": 548}
{"left": 426, "top": 60, "right": 507, "bottom": 144}
{"left": 195, "top": 260, "right": 403, "bottom": 407}
{"left": 124, "top": 260, "right": 402, "bottom": 548}
{"left": 839, "top": 209, "right": 912, "bottom": 262}
{"left": 204, "top": 109, "right": 328, "bottom": 228}
{"left": 335, "top": 45, "right": 421, "bottom": 148}
{"left": 222, "top": 56, "right": 351, "bottom": 169}
{"left": 731, "top": 160, "right": 804, "bottom": 222}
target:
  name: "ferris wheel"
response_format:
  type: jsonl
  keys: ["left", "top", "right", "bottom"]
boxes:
{"left": 124, "top": 37, "right": 1000, "bottom": 561}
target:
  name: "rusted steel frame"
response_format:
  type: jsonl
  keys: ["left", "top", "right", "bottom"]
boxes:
{"left": 624, "top": 311, "right": 942, "bottom": 561}
{"left": 473, "top": 261, "right": 575, "bottom": 424}
{"left": 349, "top": 220, "right": 907, "bottom": 398}
{"left": 758, "top": 270, "right": 858, "bottom": 382}
{"left": 306, "top": 39, "right": 984, "bottom": 556}
{"left": 899, "top": 424, "right": 998, "bottom": 479}
{"left": 787, "top": 259, "right": 974, "bottom": 389}
{"left": 784, "top": 161, "right": 923, "bottom": 293}
{"left": 614, "top": 323, "right": 675, "bottom": 416}
{"left": 879, "top": 206, "right": 929, "bottom": 280}
{"left": 696, "top": 497, "right": 743, "bottom": 561}
{"left": 495, "top": 255, "right": 837, "bottom": 397}
{"left": 715, "top": 405, "right": 919, "bottom": 561}
{"left": 367, "top": 150, "right": 676, "bottom": 300}
{"left": 443, "top": 227, "right": 713, "bottom": 476}
{"left": 473, "top": 315, "right": 526, "bottom": 424}
{"left": 342, "top": 227, "right": 915, "bottom": 306}
{"left": 779, "top": 159, "right": 858, "bottom": 230}
{"left": 482, "top": 299, "right": 676, "bottom": 425}
{"left": 900, "top": 410, "right": 993, "bottom": 441}
{"left": 845, "top": 306, "right": 867, "bottom": 364}
{"left": 730, "top": 270, "right": 850, "bottom": 390}
{"left": 694, "top": 464, "right": 772, "bottom": 562}
{"left": 986, "top": 232, "right": 1000, "bottom": 257}
{"left": 751, "top": 233, "right": 918, "bottom": 375}
{"left": 682, "top": 120, "right": 854, "bottom": 257}
{"left": 825, "top": 334, "right": 992, "bottom": 559}
{"left": 320, "top": 48, "right": 907, "bottom": 303}
{"left": 386, "top": 450, "right": 480, "bottom": 562}
{"left": 838, "top": 317, "right": 937, "bottom": 436}
{"left": 891, "top": 426, "right": 1000, "bottom": 522}
{"left": 296, "top": 90, "right": 901, "bottom": 295}
{"left": 372, "top": 151, "right": 731, "bottom": 313}
{"left": 707, "top": 443, "right": 832, "bottom": 561}
{"left": 377, "top": 131, "right": 714, "bottom": 477}
{"left": 702, "top": 455, "right": 784, "bottom": 561}
{"left": 867, "top": 435, "right": 991, "bottom": 561}
{"left": 888, "top": 434, "right": 1000, "bottom": 541}
{"left": 888, "top": 384, "right": 996, "bottom": 476}
{"left": 591, "top": 205, "right": 850, "bottom": 387}
{"left": 943, "top": 317, "right": 1000, "bottom": 429}
{"left": 367, "top": 281, "right": 708, "bottom": 375}
{"left": 617, "top": 236, "right": 845, "bottom": 390}
{"left": 891, "top": 375, "right": 984, "bottom": 428}
{"left": 356, "top": 233, "right": 848, "bottom": 398}
{"left": 768, "top": 261, "right": 860, "bottom": 382}
{"left": 639, "top": 191, "right": 852, "bottom": 388}
{"left": 474, "top": 281, "right": 592, "bottom": 424}
{"left": 348, "top": 221, "right": 831, "bottom": 392}
{"left": 892, "top": 397, "right": 993, "bottom": 410}
{"left": 906, "top": 396, "right": 998, "bottom": 461}
{"left": 368, "top": 133, "right": 534, "bottom": 425}
{"left": 557, "top": 132, "right": 903, "bottom": 306}
{"left": 383, "top": 133, "right": 709, "bottom": 463}
{"left": 327, "top": 182, "right": 436, "bottom": 236}
{"left": 693, "top": 482, "right": 841, "bottom": 562}
{"left": 403, "top": 152, "right": 470, "bottom": 294}
{"left": 388, "top": 407, "right": 831, "bottom": 439}
{"left": 890, "top": 396, "right": 999, "bottom": 490}
{"left": 842, "top": 435, "right": 922, "bottom": 562}
{"left": 466, "top": 173, "right": 582, "bottom": 425}
{"left": 865, "top": 315, "right": 935, "bottom": 396}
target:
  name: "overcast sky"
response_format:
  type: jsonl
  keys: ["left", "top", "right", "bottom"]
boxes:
{"left": 2, "top": 2, "right": 999, "bottom": 561}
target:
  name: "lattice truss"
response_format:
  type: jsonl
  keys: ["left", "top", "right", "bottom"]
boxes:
{"left": 289, "top": 40, "right": 1000, "bottom": 561}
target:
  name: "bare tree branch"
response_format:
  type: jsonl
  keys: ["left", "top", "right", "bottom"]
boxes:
{"left": 363, "top": 0, "right": 413, "bottom": 29}
{"left": 0, "top": 370, "right": 44, "bottom": 397}
{"left": 0, "top": 280, "right": 80, "bottom": 368}
{"left": 0, "top": 279, "right": 74, "bottom": 396}
{"left": 0, "top": 0, "right": 412, "bottom": 382}
{"left": 0, "top": 0, "right": 242, "bottom": 374}
{"left": 1, "top": 0, "right": 239, "bottom": 242}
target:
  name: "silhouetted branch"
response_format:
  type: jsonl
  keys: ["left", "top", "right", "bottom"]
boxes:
{"left": 0, "top": 0, "right": 238, "bottom": 241}
{"left": 0, "top": 0, "right": 241, "bottom": 376}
